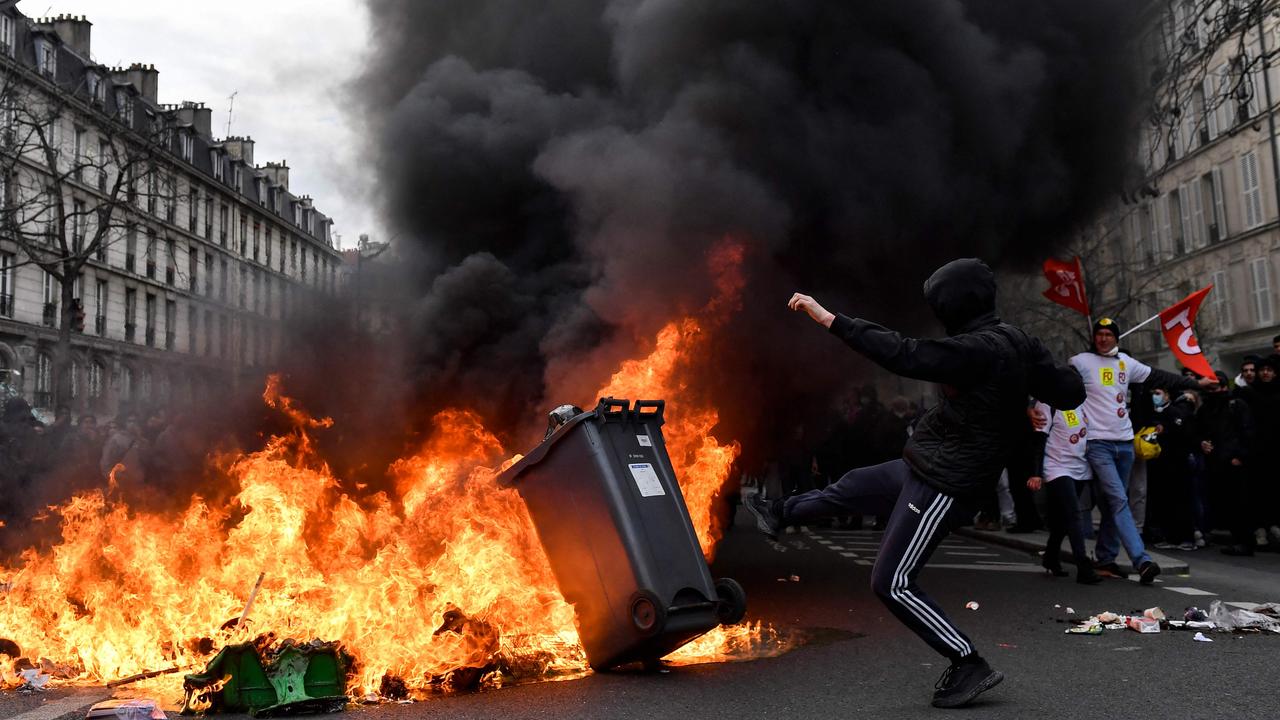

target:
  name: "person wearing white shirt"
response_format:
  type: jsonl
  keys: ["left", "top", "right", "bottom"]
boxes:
{"left": 1068, "top": 317, "right": 1213, "bottom": 584}
{"left": 1025, "top": 401, "right": 1101, "bottom": 584}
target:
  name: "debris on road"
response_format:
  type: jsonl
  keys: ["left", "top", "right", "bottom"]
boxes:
{"left": 1207, "top": 601, "right": 1280, "bottom": 633}
{"left": 1126, "top": 617, "right": 1160, "bottom": 634}
{"left": 789, "top": 575, "right": 801, "bottom": 582}
{"left": 964, "top": 601, "right": 979, "bottom": 611}
{"left": 1193, "top": 632, "right": 1213, "bottom": 643}
{"left": 1065, "top": 607, "right": 1075, "bottom": 615}
{"left": 1062, "top": 601, "right": 1280, "bottom": 638}
{"left": 86, "top": 699, "right": 166, "bottom": 720}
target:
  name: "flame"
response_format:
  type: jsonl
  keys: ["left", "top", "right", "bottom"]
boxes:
{"left": 0, "top": 236, "right": 788, "bottom": 697}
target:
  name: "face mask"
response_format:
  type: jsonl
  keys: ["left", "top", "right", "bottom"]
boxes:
{"left": 1152, "top": 394, "right": 1167, "bottom": 409}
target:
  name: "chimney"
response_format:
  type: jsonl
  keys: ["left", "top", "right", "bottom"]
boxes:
{"left": 121, "top": 63, "right": 158, "bottom": 104}
{"left": 260, "top": 160, "right": 289, "bottom": 191}
{"left": 175, "top": 101, "right": 212, "bottom": 138}
{"left": 223, "top": 136, "right": 255, "bottom": 166}
{"left": 49, "top": 15, "right": 92, "bottom": 58}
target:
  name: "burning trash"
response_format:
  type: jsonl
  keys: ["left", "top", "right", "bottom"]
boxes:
{"left": 181, "top": 638, "right": 353, "bottom": 716}
{"left": 498, "top": 398, "right": 748, "bottom": 670}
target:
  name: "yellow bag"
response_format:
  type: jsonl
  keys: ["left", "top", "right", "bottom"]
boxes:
{"left": 1134, "top": 426, "right": 1161, "bottom": 461}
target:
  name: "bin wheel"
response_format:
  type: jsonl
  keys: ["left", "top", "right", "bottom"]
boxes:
{"left": 629, "top": 590, "right": 666, "bottom": 637}
{"left": 714, "top": 578, "right": 747, "bottom": 625}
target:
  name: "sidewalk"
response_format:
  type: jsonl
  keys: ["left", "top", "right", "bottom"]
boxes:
{"left": 956, "top": 526, "right": 1192, "bottom": 575}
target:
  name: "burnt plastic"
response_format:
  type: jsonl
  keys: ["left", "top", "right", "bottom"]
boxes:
{"left": 498, "top": 397, "right": 743, "bottom": 670}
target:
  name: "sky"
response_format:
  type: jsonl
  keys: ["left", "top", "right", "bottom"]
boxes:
{"left": 37, "top": 0, "right": 383, "bottom": 249}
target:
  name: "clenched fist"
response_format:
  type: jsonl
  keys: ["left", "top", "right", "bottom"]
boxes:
{"left": 788, "top": 293, "right": 835, "bottom": 328}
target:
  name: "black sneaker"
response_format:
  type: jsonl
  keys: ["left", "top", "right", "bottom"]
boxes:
{"left": 1138, "top": 560, "right": 1161, "bottom": 585}
{"left": 1093, "top": 561, "right": 1129, "bottom": 579}
{"left": 1076, "top": 568, "right": 1103, "bottom": 585}
{"left": 745, "top": 494, "right": 785, "bottom": 540}
{"left": 932, "top": 655, "right": 1003, "bottom": 709}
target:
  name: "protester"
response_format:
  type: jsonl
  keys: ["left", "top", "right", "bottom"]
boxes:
{"left": 1248, "top": 355, "right": 1280, "bottom": 550}
{"left": 1198, "top": 371, "right": 1255, "bottom": 556}
{"left": 99, "top": 414, "right": 149, "bottom": 487}
{"left": 1024, "top": 400, "right": 1102, "bottom": 584}
{"left": 1146, "top": 387, "right": 1198, "bottom": 550}
{"left": 747, "top": 258, "right": 1084, "bottom": 709}
{"left": 1068, "top": 317, "right": 1213, "bottom": 583}
{"left": 1234, "top": 355, "right": 1259, "bottom": 389}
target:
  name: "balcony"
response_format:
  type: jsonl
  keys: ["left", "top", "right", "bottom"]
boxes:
{"left": 165, "top": 331, "right": 175, "bottom": 350}
{"left": 94, "top": 315, "right": 105, "bottom": 335}
{"left": 0, "top": 292, "right": 12, "bottom": 317}
{"left": 125, "top": 322, "right": 136, "bottom": 342}
{"left": 42, "top": 302, "right": 57, "bottom": 327}
{"left": 145, "top": 327, "right": 156, "bottom": 347}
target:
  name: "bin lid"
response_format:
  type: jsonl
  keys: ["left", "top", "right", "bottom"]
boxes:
{"left": 496, "top": 398, "right": 664, "bottom": 487}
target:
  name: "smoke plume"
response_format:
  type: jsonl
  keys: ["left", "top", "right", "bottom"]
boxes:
{"left": 354, "top": 0, "right": 1149, "bottom": 461}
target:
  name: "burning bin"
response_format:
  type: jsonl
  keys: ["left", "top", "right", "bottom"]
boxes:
{"left": 498, "top": 398, "right": 746, "bottom": 671}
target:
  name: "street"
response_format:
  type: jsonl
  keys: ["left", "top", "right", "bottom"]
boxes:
{"left": 5, "top": 507, "right": 1279, "bottom": 720}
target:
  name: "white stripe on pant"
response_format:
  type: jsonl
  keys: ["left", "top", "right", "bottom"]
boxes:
{"left": 890, "top": 493, "right": 973, "bottom": 657}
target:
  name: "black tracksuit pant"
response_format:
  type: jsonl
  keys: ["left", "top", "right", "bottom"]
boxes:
{"left": 782, "top": 458, "right": 976, "bottom": 661}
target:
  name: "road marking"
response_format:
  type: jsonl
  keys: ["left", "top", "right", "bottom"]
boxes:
{"left": 6, "top": 691, "right": 110, "bottom": 720}
{"left": 1226, "top": 601, "right": 1261, "bottom": 609}
{"left": 925, "top": 563, "right": 1043, "bottom": 573}
{"left": 854, "top": 559, "right": 872, "bottom": 566}
{"left": 944, "top": 551, "right": 1001, "bottom": 558}
{"left": 1164, "top": 586, "right": 1217, "bottom": 596}
{"left": 839, "top": 552, "right": 860, "bottom": 558}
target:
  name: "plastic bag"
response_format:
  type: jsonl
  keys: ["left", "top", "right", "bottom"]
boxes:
{"left": 1207, "top": 600, "right": 1280, "bottom": 633}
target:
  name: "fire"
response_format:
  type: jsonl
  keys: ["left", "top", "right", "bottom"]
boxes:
{"left": 0, "top": 236, "right": 787, "bottom": 698}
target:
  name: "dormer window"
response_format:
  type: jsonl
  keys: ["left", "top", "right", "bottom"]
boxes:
{"left": 0, "top": 15, "right": 15, "bottom": 58}
{"left": 210, "top": 149, "right": 224, "bottom": 181}
{"left": 115, "top": 89, "right": 133, "bottom": 123}
{"left": 87, "top": 72, "right": 106, "bottom": 105}
{"left": 256, "top": 178, "right": 267, "bottom": 204}
{"left": 306, "top": 210, "right": 314, "bottom": 235}
{"left": 36, "top": 38, "right": 57, "bottom": 78}
{"left": 293, "top": 203, "right": 302, "bottom": 227}
{"left": 179, "top": 131, "right": 193, "bottom": 162}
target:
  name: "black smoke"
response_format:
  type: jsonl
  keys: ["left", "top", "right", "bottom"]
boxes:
{"left": 353, "top": 0, "right": 1151, "bottom": 464}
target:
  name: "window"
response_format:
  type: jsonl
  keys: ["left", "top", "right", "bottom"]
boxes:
{"left": 256, "top": 178, "right": 267, "bottom": 205}
{"left": 121, "top": 365, "right": 133, "bottom": 400}
{"left": 265, "top": 227, "right": 273, "bottom": 266}
{"left": 187, "top": 305, "right": 196, "bottom": 354}
{"left": 189, "top": 247, "right": 199, "bottom": 292}
{"left": 1210, "top": 269, "right": 1232, "bottom": 333}
{"left": 188, "top": 187, "right": 198, "bottom": 232}
{"left": 94, "top": 279, "right": 107, "bottom": 335}
{"left": 165, "top": 300, "right": 176, "bottom": 350}
{"left": 1241, "top": 151, "right": 1264, "bottom": 230}
{"left": 1251, "top": 256, "right": 1273, "bottom": 325}
{"left": 125, "top": 224, "right": 137, "bottom": 272}
{"left": 88, "top": 72, "right": 105, "bottom": 105}
{"left": 204, "top": 254, "right": 212, "bottom": 296}
{"left": 0, "top": 14, "right": 14, "bottom": 57}
{"left": 0, "top": 251, "right": 13, "bottom": 317}
{"left": 293, "top": 203, "right": 302, "bottom": 227}
{"left": 253, "top": 222, "right": 260, "bottom": 261}
{"left": 290, "top": 239, "right": 297, "bottom": 273}
{"left": 203, "top": 309, "right": 213, "bottom": 357}
{"left": 219, "top": 259, "right": 228, "bottom": 301}
{"left": 35, "top": 353, "right": 51, "bottom": 408}
{"left": 36, "top": 37, "right": 57, "bottom": 77}
{"left": 42, "top": 271, "right": 58, "bottom": 327}
{"left": 145, "top": 231, "right": 157, "bottom": 279}
{"left": 211, "top": 150, "right": 224, "bottom": 182}
{"left": 73, "top": 127, "right": 85, "bottom": 182}
{"left": 232, "top": 164, "right": 242, "bottom": 190}
{"left": 98, "top": 139, "right": 109, "bottom": 191}
{"left": 239, "top": 265, "right": 247, "bottom": 308}
{"left": 179, "top": 132, "right": 194, "bottom": 162}
{"left": 145, "top": 293, "right": 157, "bottom": 346}
{"left": 88, "top": 361, "right": 104, "bottom": 404}
{"left": 1208, "top": 167, "right": 1228, "bottom": 243}
{"left": 125, "top": 288, "right": 137, "bottom": 342}
{"left": 165, "top": 238, "right": 176, "bottom": 285}
{"left": 301, "top": 246, "right": 308, "bottom": 283}
{"left": 72, "top": 199, "right": 86, "bottom": 253}
{"left": 239, "top": 216, "right": 247, "bottom": 255}
{"left": 219, "top": 204, "right": 229, "bottom": 246}
{"left": 279, "top": 237, "right": 286, "bottom": 272}
{"left": 115, "top": 89, "right": 134, "bottom": 123}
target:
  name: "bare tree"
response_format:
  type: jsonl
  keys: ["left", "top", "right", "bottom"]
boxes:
{"left": 0, "top": 58, "right": 178, "bottom": 408}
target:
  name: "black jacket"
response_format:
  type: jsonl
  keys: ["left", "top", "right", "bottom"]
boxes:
{"left": 1199, "top": 391, "right": 1253, "bottom": 465}
{"left": 828, "top": 258, "right": 1085, "bottom": 498}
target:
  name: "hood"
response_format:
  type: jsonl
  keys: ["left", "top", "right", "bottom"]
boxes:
{"left": 923, "top": 258, "right": 999, "bottom": 335}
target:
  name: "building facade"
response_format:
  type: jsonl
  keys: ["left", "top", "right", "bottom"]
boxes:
{"left": 1112, "top": 1, "right": 1280, "bottom": 370}
{"left": 0, "top": 10, "right": 342, "bottom": 417}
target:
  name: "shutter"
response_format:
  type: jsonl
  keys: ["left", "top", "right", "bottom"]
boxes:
{"left": 1159, "top": 194, "right": 1173, "bottom": 259}
{"left": 1178, "top": 185, "right": 1193, "bottom": 251}
{"left": 1205, "top": 75, "right": 1219, "bottom": 139}
{"left": 1212, "top": 166, "right": 1228, "bottom": 241}
{"left": 1241, "top": 153, "right": 1257, "bottom": 228}
{"left": 1190, "top": 179, "right": 1206, "bottom": 248}
{"left": 1219, "top": 65, "right": 1234, "bottom": 130}
{"left": 1250, "top": 151, "right": 1263, "bottom": 226}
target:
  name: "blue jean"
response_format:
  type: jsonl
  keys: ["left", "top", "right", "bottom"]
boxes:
{"left": 1087, "top": 439, "right": 1151, "bottom": 568}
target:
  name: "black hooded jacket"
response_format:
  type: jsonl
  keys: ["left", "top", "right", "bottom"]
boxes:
{"left": 827, "top": 258, "right": 1086, "bottom": 498}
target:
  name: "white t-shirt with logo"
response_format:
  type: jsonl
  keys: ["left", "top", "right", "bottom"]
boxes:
{"left": 1068, "top": 351, "right": 1153, "bottom": 441}
{"left": 1033, "top": 401, "right": 1091, "bottom": 481}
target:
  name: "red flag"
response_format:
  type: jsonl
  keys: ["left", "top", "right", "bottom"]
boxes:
{"left": 1158, "top": 286, "right": 1215, "bottom": 378}
{"left": 1042, "top": 257, "right": 1090, "bottom": 317}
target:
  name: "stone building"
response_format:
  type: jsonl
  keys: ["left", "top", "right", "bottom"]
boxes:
{"left": 0, "top": 9, "right": 341, "bottom": 418}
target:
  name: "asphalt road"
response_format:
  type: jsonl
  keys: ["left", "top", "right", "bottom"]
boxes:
{"left": 5, "top": 509, "right": 1280, "bottom": 720}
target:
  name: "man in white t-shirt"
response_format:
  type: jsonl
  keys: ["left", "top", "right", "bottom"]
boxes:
{"left": 1068, "top": 317, "right": 1213, "bottom": 584}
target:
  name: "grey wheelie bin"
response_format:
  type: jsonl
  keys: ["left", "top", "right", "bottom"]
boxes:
{"left": 497, "top": 397, "right": 747, "bottom": 671}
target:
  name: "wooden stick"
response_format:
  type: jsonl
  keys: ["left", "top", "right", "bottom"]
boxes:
{"left": 105, "top": 666, "right": 181, "bottom": 688}
{"left": 236, "top": 572, "right": 266, "bottom": 629}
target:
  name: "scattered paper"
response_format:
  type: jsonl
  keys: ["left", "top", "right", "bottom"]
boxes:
{"left": 965, "top": 601, "right": 980, "bottom": 610}
{"left": 1193, "top": 632, "right": 1213, "bottom": 643}
{"left": 789, "top": 575, "right": 800, "bottom": 582}
{"left": 1066, "top": 607, "right": 1075, "bottom": 614}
